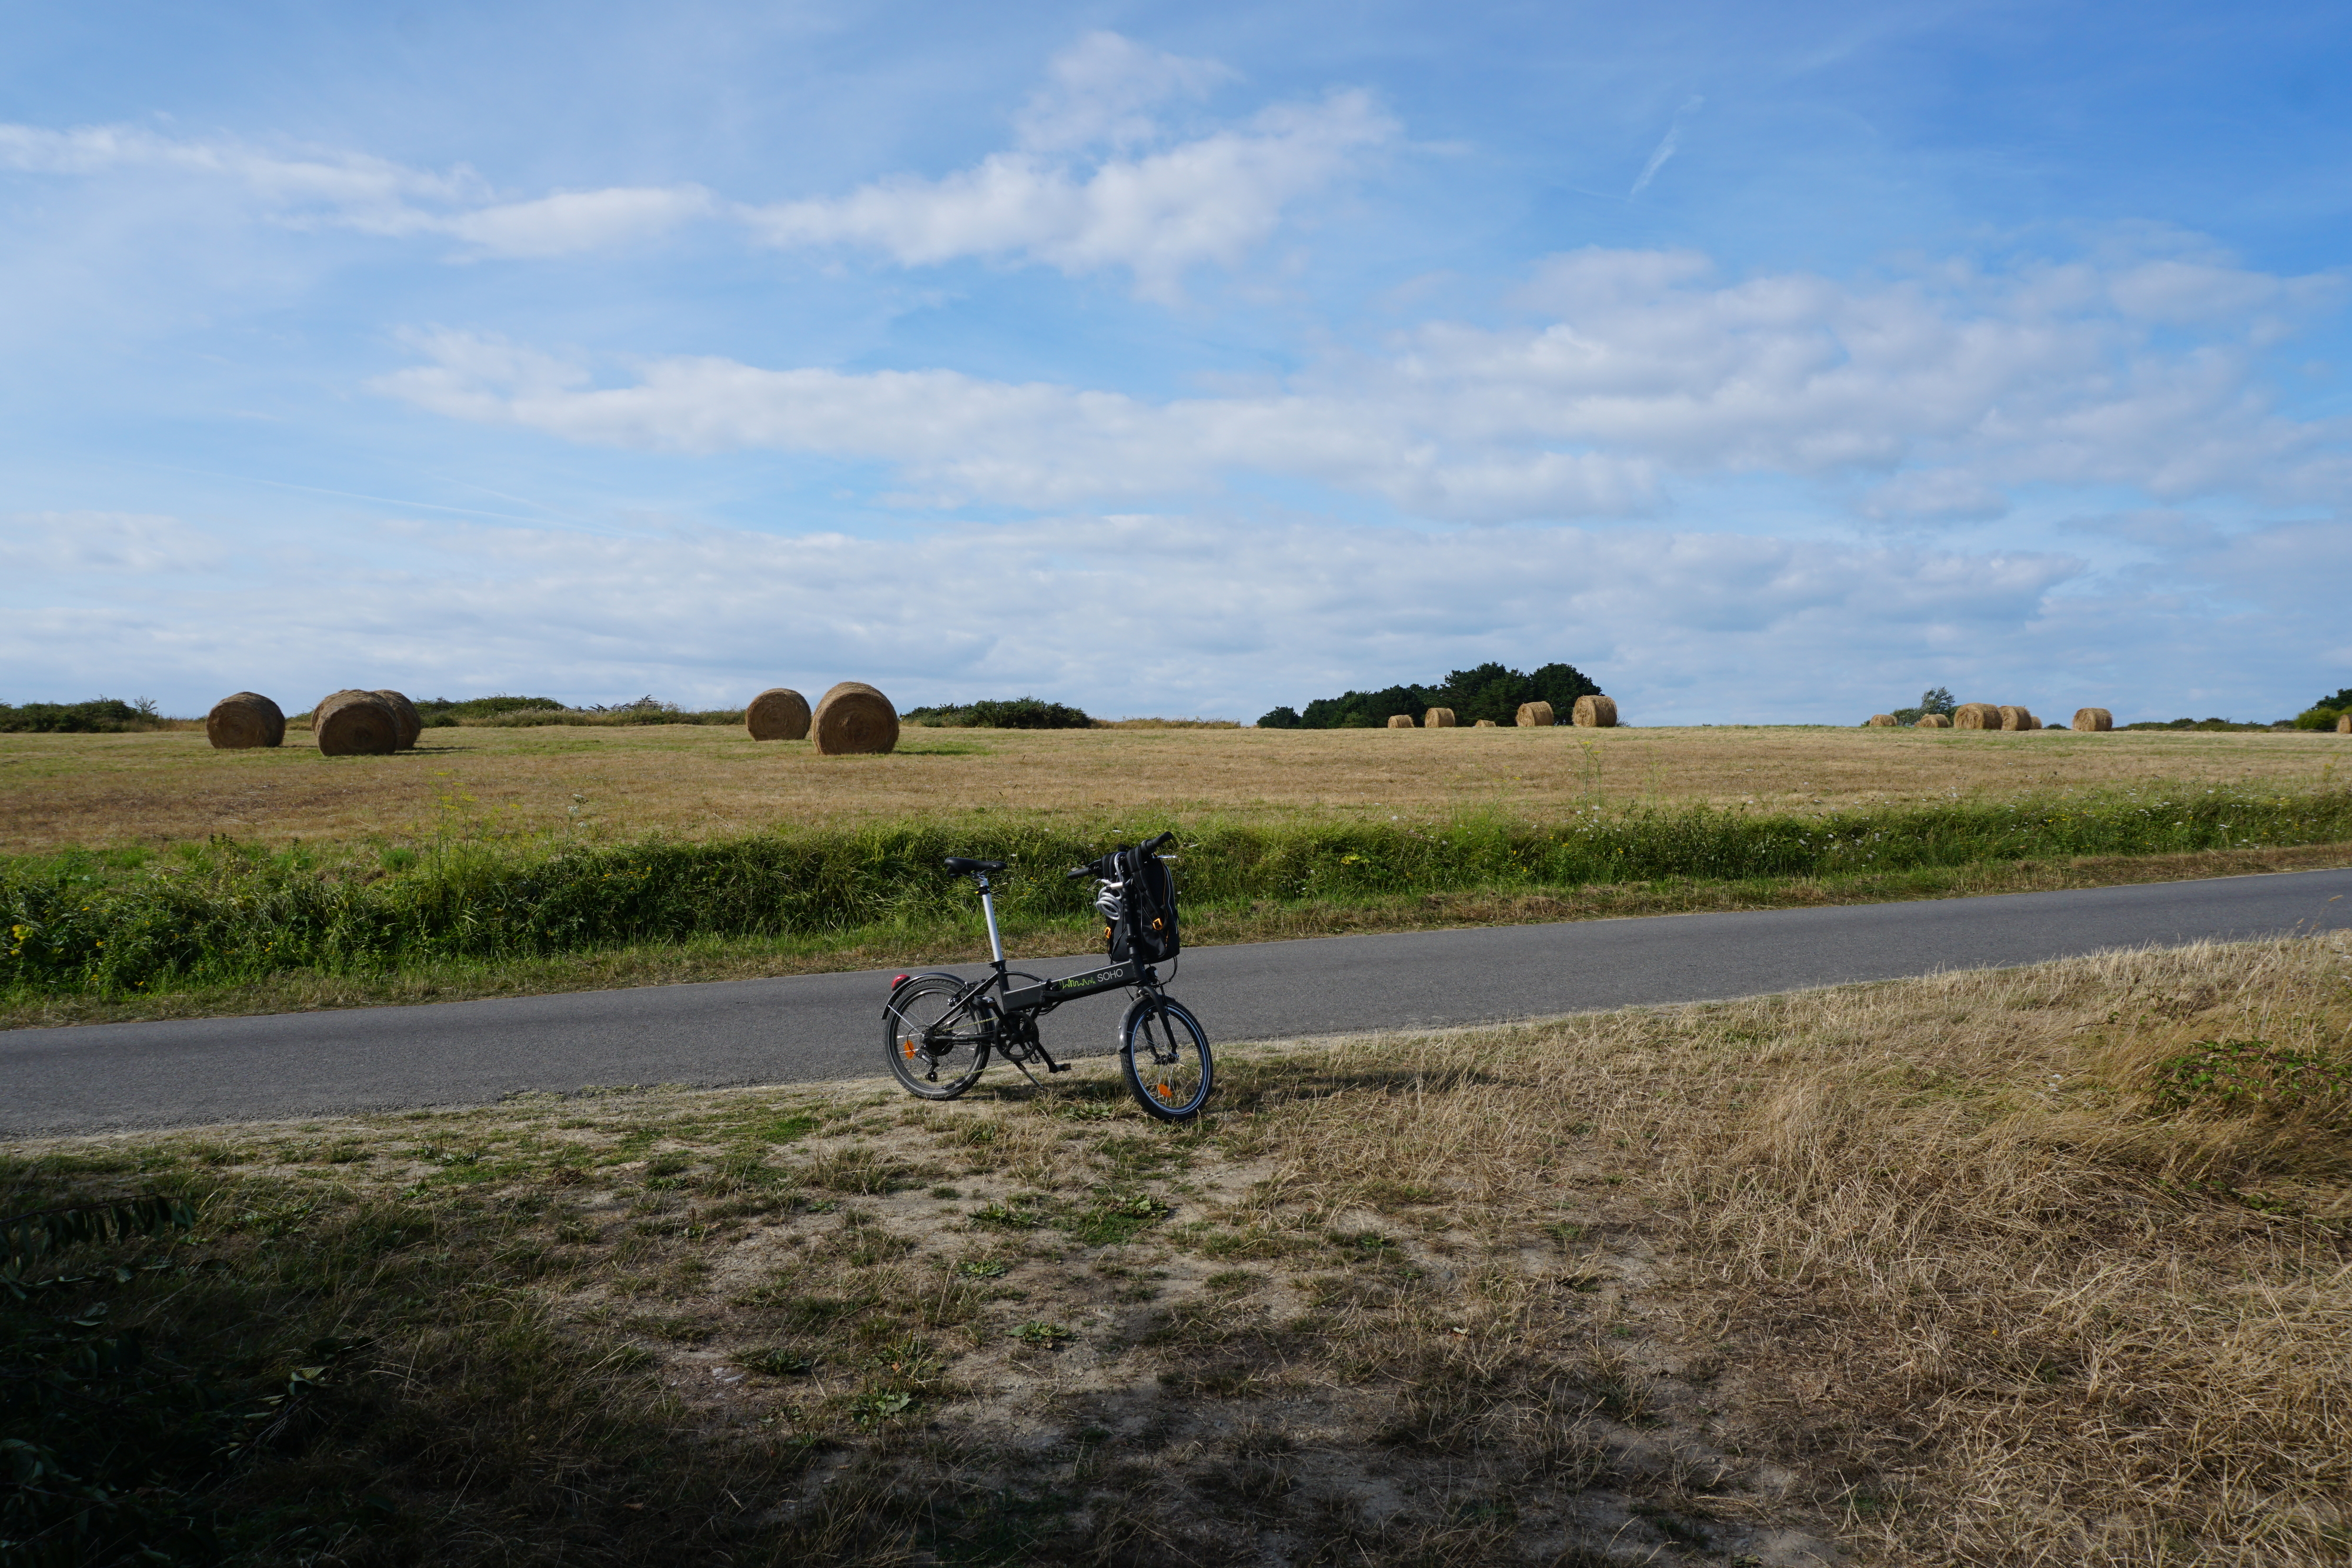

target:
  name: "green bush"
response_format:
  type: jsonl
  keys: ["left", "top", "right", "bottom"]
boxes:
{"left": 0, "top": 698, "right": 161, "bottom": 734}
{"left": 406, "top": 696, "right": 749, "bottom": 729}
{"left": 471, "top": 707, "right": 743, "bottom": 728}
{"left": 2120, "top": 717, "right": 2282, "bottom": 733}
{"left": 905, "top": 697, "right": 1095, "bottom": 730}
{"left": 2290, "top": 690, "right": 2350, "bottom": 730}
{"left": 8, "top": 783, "right": 2350, "bottom": 999}
{"left": 413, "top": 695, "right": 566, "bottom": 721}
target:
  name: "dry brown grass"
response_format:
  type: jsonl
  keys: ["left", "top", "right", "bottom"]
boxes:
{"left": 11, "top": 937, "right": 2347, "bottom": 1563}
{"left": 3, "top": 722, "right": 2346, "bottom": 855}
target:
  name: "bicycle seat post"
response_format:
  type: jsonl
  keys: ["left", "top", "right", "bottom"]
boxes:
{"left": 975, "top": 874, "right": 1008, "bottom": 972}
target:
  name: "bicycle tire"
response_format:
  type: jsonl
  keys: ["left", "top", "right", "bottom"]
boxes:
{"left": 885, "top": 976, "right": 994, "bottom": 1099}
{"left": 1118, "top": 994, "right": 1212, "bottom": 1121}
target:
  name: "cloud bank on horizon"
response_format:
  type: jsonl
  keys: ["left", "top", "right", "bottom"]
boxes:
{"left": 3, "top": 2, "right": 2348, "bottom": 723}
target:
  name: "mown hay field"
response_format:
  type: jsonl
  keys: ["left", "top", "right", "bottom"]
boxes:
{"left": 8, "top": 936, "right": 2347, "bottom": 1565}
{"left": 3, "top": 722, "right": 2346, "bottom": 854}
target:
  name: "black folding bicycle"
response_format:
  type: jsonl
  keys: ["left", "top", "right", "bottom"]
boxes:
{"left": 881, "top": 833, "right": 1213, "bottom": 1121}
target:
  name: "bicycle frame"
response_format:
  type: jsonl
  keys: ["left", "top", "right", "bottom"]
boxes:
{"left": 887, "top": 870, "right": 1164, "bottom": 1082}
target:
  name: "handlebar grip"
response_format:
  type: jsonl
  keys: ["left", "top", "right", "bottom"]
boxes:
{"left": 1065, "top": 866, "right": 1089, "bottom": 880}
{"left": 1144, "top": 831, "right": 1176, "bottom": 852}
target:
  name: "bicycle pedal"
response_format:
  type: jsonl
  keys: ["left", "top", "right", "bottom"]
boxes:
{"left": 1047, "top": 1061, "right": 1070, "bottom": 1073}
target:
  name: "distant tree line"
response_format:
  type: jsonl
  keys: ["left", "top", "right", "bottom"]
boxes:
{"left": 1873, "top": 684, "right": 2352, "bottom": 731}
{"left": 1257, "top": 662, "right": 1602, "bottom": 729}
{"left": 0, "top": 698, "right": 163, "bottom": 733}
{"left": 413, "top": 695, "right": 567, "bottom": 727}
{"left": 904, "top": 697, "right": 1097, "bottom": 729}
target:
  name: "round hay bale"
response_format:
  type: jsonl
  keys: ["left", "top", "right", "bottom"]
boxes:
{"left": 206, "top": 692, "right": 285, "bottom": 749}
{"left": 1424, "top": 707, "right": 1457, "bottom": 728}
{"left": 1915, "top": 713, "right": 1953, "bottom": 728}
{"left": 1571, "top": 694, "right": 1618, "bottom": 728}
{"left": 746, "top": 687, "right": 812, "bottom": 741}
{"left": 1952, "top": 703, "right": 2001, "bottom": 730}
{"left": 1998, "top": 705, "right": 2041, "bottom": 732}
{"left": 1473, "top": 718, "right": 1498, "bottom": 727}
{"left": 2338, "top": 714, "right": 2350, "bottom": 735}
{"left": 313, "top": 690, "right": 400, "bottom": 756}
{"left": 813, "top": 681, "right": 899, "bottom": 755}
{"left": 372, "top": 690, "right": 422, "bottom": 750}
{"left": 1516, "top": 701, "right": 1555, "bottom": 727}
{"left": 1866, "top": 714, "right": 1897, "bottom": 727}
{"left": 1387, "top": 714, "right": 1415, "bottom": 729}
{"left": 2073, "top": 707, "right": 2113, "bottom": 732}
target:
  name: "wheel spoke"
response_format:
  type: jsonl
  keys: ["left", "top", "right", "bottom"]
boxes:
{"left": 882, "top": 979, "right": 992, "bottom": 1099}
{"left": 1122, "top": 996, "right": 1211, "bottom": 1121}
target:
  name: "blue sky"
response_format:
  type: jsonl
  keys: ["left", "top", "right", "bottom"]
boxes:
{"left": 5, "top": 1, "right": 2349, "bottom": 723}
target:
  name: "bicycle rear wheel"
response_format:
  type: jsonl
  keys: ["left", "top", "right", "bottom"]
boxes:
{"left": 885, "top": 976, "right": 993, "bottom": 1099}
{"left": 1119, "top": 994, "right": 1212, "bottom": 1121}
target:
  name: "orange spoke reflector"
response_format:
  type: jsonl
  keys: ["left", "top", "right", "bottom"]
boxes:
{"left": 1158, "top": 1084, "right": 1174, "bottom": 1100}
{"left": 901, "top": 1039, "right": 916, "bottom": 1057}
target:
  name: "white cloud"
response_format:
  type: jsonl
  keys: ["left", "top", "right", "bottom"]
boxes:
{"left": 18, "top": 499, "right": 2343, "bottom": 726}
{"left": 741, "top": 89, "right": 1392, "bottom": 300}
{"left": 0, "top": 511, "right": 227, "bottom": 574}
{"left": 0, "top": 122, "right": 483, "bottom": 219}
{"left": 433, "top": 186, "right": 718, "bottom": 258}
{"left": 0, "top": 32, "right": 1381, "bottom": 286}
{"left": 1860, "top": 469, "right": 2010, "bottom": 523}
{"left": 1629, "top": 95, "right": 1704, "bottom": 198}
{"left": 1014, "top": 31, "right": 1235, "bottom": 152}
{"left": 377, "top": 244, "right": 2351, "bottom": 522}
{"left": 0, "top": 508, "right": 2096, "bottom": 723}
{"left": 371, "top": 327, "right": 1655, "bottom": 518}
{"left": 0, "top": 121, "right": 711, "bottom": 257}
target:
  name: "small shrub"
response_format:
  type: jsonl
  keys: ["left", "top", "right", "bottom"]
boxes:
{"left": 2149, "top": 1038, "right": 2352, "bottom": 1115}
{"left": 1063, "top": 1190, "right": 1166, "bottom": 1246}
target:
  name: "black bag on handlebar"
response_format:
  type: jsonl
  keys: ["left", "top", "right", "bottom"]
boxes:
{"left": 1105, "top": 842, "right": 1180, "bottom": 964}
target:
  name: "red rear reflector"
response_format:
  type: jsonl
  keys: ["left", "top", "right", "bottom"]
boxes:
{"left": 892, "top": 974, "right": 908, "bottom": 985}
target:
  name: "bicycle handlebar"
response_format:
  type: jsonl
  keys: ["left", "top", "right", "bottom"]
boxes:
{"left": 1067, "top": 831, "right": 1178, "bottom": 881}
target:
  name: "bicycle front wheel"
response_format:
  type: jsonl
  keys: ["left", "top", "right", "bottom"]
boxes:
{"left": 1119, "top": 994, "right": 1212, "bottom": 1121}
{"left": 885, "top": 976, "right": 993, "bottom": 1099}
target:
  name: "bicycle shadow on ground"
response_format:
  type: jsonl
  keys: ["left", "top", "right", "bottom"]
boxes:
{"left": 957, "top": 1055, "right": 1513, "bottom": 1118}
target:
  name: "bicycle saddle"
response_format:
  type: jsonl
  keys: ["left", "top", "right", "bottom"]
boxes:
{"left": 943, "top": 856, "right": 1007, "bottom": 874}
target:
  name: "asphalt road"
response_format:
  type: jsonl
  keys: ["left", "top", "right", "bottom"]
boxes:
{"left": 6, "top": 868, "right": 2349, "bottom": 1138}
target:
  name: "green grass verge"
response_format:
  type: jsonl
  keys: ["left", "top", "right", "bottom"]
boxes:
{"left": 6, "top": 784, "right": 2350, "bottom": 1005}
